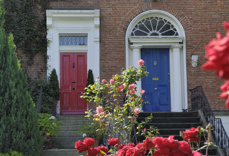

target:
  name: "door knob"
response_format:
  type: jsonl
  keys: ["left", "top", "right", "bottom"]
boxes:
{"left": 73, "top": 88, "right": 75, "bottom": 90}
{"left": 154, "top": 88, "right": 157, "bottom": 91}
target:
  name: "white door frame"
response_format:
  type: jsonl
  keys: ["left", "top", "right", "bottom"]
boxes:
{"left": 125, "top": 10, "right": 187, "bottom": 112}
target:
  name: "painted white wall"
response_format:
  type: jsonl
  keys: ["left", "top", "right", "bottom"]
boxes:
{"left": 216, "top": 116, "right": 229, "bottom": 136}
{"left": 126, "top": 10, "right": 187, "bottom": 112}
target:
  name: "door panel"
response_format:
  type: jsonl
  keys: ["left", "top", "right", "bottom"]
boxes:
{"left": 142, "top": 48, "right": 171, "bottom": 112}
{"left": 60, "top": 53, "right": 87, "bottom": 115}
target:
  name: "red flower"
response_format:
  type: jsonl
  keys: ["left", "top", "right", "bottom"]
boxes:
{"left": 143, "top": 137, "right": 155, "bottom": 150}
{"left": 87, "top": 148, "right": 100, "bottom": 156}
{"left": 126, "top": 142, "right": 135, "bottom": 147}
{"left": 202, "top": 22, "right": 229, "bottom": 79}
{"left": 141, "top": 90, "right": 145, "bottom": 95}
{"left": 108, "top": 138, "right": 119, "bottom": 146}
{"left": 136, "top": 143, "right": 146, "bottom": 154}
{"left": 220, "top": 80, "right": 229, "bottom": 108}
{"left": 182, "top": 127, "right": 199, "bottom": 142}
{"left": 102, "top": 79, "right": 107, "bottom": 83}
{"left": 129, "top": 84, "right": 135, "bottom": 90}
{"left": 178, "top": 141, "right": 192, "bottom": 154}
{"left": 126, "top": 146, "right": 142, "bottom": 156}
{"left": 117, "top": 84, "right": 124, "bottom": 92}
{"left": 118, "top": 144, "right": 125, "bottom": 149}
{"left": 192, "top": 151, "right": 202, "bottom": 156}
{"left": 97, "top": 146, "right": 108, "bottom": 155}
{"left": 75, "top": 140, "right": 89, "bottom": 153}
{"left": 83, "top": 138, "right": 95, "bottom": 147}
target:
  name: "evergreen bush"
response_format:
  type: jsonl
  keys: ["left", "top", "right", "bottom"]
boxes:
{"left": 0, "top": 2, "right": 41, "bottom": 155}
{"left": 49, "top": 69, "right": 60, "bottom": 101}
{"left": 86, "top": 69, "right": 95, "bottom": 87}
{"left": 30, "top": 80, "right": 54, "bottom": 114}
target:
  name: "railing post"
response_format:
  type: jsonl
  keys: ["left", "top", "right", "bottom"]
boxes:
{"left": 36, "top": 86, "right": 43, "bottom": 114}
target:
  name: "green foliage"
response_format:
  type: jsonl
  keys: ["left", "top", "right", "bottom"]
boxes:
{"left": 30, "top": 80, "right": 54, "bottom": 114}
{"left": 0, "top": 150, "right": 23, "bottom": 156}
{"left": 3, "top": 0, "right": 49, "bottom": 66}
{"left": 38, "top": 113, "right": 61, "bottom": 147}
{"left": 49, "top": 69, "right": 60, "bottom": 101}
{"left": 0, "top": 3, "right": 41, "bottom": 155}
{"left": 86, "top": 69, "right": 95, "bottom": 86}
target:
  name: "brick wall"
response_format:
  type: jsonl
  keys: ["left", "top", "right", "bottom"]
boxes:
{"left": 45, "top": 0, "right": 229, "bottom": 110}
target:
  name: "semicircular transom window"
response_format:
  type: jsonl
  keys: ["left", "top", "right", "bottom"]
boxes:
{"left": 131, "top": 17, "right": 178, "bottom": 37}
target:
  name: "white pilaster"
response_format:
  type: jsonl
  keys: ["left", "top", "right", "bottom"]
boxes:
{"left": 171, "top": 45, "right": 183, "bottom": 112}
{"left": 131, "top": 45, "right": 141, "bottom": 92}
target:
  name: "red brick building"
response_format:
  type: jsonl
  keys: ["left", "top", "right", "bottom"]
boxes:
{"left": 43, "top": 0, "right": 229, "bottom": 114}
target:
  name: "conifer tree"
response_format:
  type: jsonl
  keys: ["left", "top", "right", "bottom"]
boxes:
{"left": 0, "top": 1, "right": 41, "bottom": 155}
{"left": 49, "top": 69, "right": 60, "bottom": 101}
{"left": 86, "top": 69, "right": 95, "bottom": 86}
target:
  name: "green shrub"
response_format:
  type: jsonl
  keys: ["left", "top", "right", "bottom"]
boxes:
{"left": 0, "top": 2, "right": 41, "bottom": 155}
{"left": 38, "top": 113, "right": 61, "bottom": 148}
{"left": 49, "top": 69, "right": 60, "bottom": 101}
{"left": 30, "top": 69, "right": 60, "bottom": 114}
{"left": 30, "top": 80, "right": 54, "bottom": 114}
{"left": 86, "top": 69, "right": 95, "bottom": 86}
{"left": 0, "top": 150, "right": 23, "bottom": 156}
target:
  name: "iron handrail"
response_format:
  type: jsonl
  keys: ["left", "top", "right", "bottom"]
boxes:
{"left": 189, "top": 86, "right": 229, "bottom": 156}
{"left": 36, "top": 86, "right": 43, "bottom": 114}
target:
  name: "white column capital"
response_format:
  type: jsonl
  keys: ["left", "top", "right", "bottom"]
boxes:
{"left": 171, "top": 44, "right": 182, "bottom": 49}
{"left": 131, "top": 45, "right": 142, "bottom": 50}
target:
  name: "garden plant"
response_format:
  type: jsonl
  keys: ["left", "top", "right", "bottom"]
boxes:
{"left": 0, "top": 2, "right": 41, "bottom": 155}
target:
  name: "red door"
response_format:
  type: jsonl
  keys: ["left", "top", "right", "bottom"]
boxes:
{"left": 60, "top": 53, "right": 87, "bottom": 115}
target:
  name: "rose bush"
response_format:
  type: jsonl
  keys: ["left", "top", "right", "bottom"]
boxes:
{"left": 75, "top": 125, "right": 215, "bottom": 156}
{"left": 81, "top": 60, "right": 148, "bottom": 143}
{"left": 75, "top": 135, "right": 204, "bottom": 156}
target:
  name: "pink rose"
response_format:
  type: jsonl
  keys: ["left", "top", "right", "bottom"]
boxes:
{"left": 118, "top": 84, "right": 124, "bottom": 92}
{"left": 96, "top": 106, "right": 103, "bottom": 114}
{"left": 97, "top": 76, "right": 100, "bottom": 79}
{"left": 129, "top": 84, "right": 135, "bottom": 90}
{"left": 110, "top": 79, "right": 114, "bottom": 84}
{"left": 134, "top": 108, "right": 140, "bottom": 115}
{"left": 141, "top": 90, "right": 145, "bottom": 95}
{"left": 138, "top": 59, "right": 144, "bottom": 66}
{"left": 93, "top": 114, "right": 99, "bottom": 118}
{"left": 102, "top": 79, "right": 107, "bottom": 83}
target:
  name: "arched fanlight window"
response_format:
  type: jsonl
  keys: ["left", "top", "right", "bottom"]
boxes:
{"left": 131, "top": 17, "right": 178, "bottom": 37}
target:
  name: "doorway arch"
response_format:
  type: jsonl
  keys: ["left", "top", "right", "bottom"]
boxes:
{"left": 125, "top": 10, "right": 187, "bottom": 112}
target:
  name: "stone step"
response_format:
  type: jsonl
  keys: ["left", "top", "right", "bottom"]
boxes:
{"left": 58, "top": 120, "right": 91, "bottom": 125}
{"left": 60, "top": 125, "right": 86, "bottom": 131}
{"left": 53, "top": 136, "right": 84, "bottom": 142}
{"left": 41, "top": 149, "right": 83, "bottom": 156}
{"left": 53, "top": 142, "right": 75, "bottom": 149}
{"left": 58, "top": 131, "right": 81, "bottom": 137}
{"left": 143, "top": 122, "right": 202, "bottom": 129}
{"left": 56, "top": 115, "right": 88, "bottom": 120}
{"left": 137, "top": 117, "right": 200, "bottom": 123}
{"left": 138, "top": 111, "right": 199, "bottom": 118}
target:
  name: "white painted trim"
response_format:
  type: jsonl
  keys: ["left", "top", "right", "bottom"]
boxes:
{"left": 126, "top": 10, "right": 187, "bottom": 112}
{"left": 46, "top": 9, "right": 100, "bottom": 82}
{"left": 46, "top": 10, "right": 100, "bottom": 114}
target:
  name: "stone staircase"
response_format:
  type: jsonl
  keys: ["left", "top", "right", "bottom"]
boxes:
{"left": 136, "top": 111, "right": 221, "bottom": 156}
{"left": 41, "top": 115, "right": 90, "bottom": 156}
{"left": 42, "top": 112, "right": 222, "bottom": 156}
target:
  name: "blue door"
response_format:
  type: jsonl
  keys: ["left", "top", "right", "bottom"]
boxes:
{"left": 142, "top": 48, "right": 171, "bottom": 112}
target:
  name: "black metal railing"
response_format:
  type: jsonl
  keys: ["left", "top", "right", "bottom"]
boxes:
{"left": 189, "top": 86, "right": 229, "bottom": 156}
{"left": 36, "top": 86, "right": 43, "bottom": 114}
